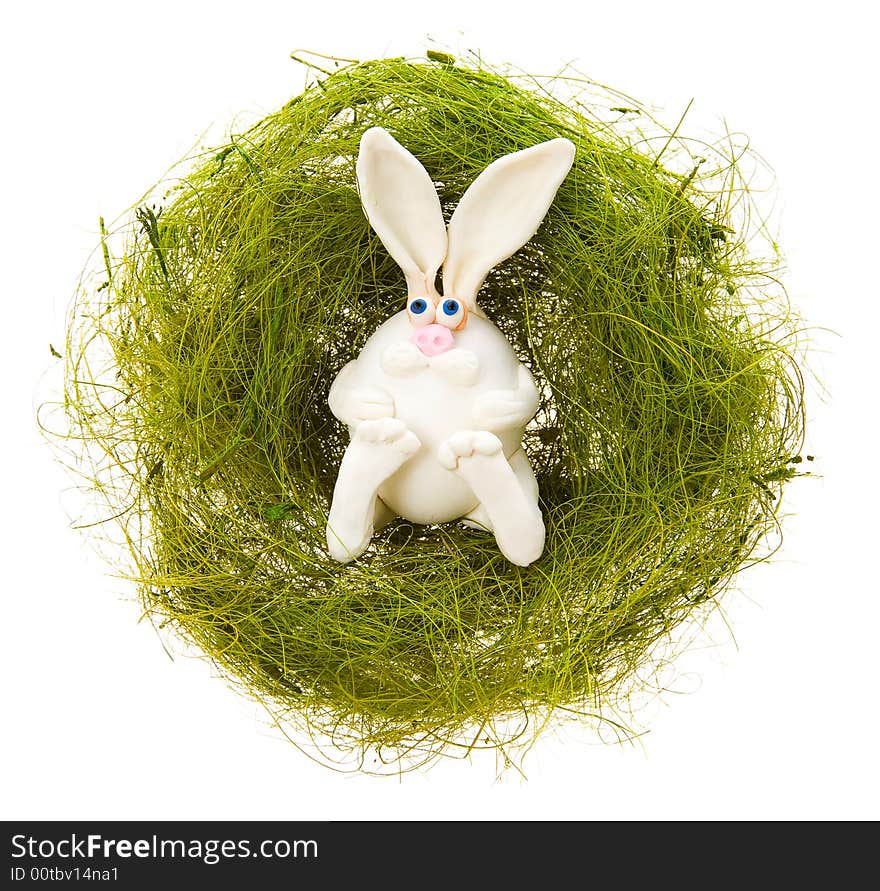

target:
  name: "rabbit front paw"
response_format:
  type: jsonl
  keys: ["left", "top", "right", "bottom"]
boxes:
{"left": 341, "top": 386, "right": 395, "bottom": 424}
{"left": 472, "top": 390, "right": 533, "bottom": 432}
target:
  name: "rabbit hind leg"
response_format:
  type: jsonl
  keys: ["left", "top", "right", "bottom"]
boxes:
{"left": 327, "top": 418, "right": 420, "bottom": 562}
{"left": 440, "top": 433, "right": 545, "bottom": 566}
{"left": 461, "top": 449, "right": 538, "bottom": 530}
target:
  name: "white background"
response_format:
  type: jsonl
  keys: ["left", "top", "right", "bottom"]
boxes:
{"left": 2, "top": 0, "right": 877, "bottom": 820}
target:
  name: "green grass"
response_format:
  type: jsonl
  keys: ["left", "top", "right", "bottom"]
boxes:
{"left": 59, "top": 54, "right": 806, "bottom": 770}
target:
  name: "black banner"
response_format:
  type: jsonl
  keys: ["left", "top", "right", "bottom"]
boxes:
{"left": 4, "top": 820, "right": 855, "bottom": 883}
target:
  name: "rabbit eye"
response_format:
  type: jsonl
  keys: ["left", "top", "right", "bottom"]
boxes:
{"left": 407, "top": 297, "right": 435, "bottom": 327}
{"left": 437, "top": 297, "right": 467, "bottom": 330}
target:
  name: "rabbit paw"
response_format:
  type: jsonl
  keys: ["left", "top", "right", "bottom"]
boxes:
{"left": 472, "top": 390, "right": 532, "bottom": 432}
{"left": 354, "top": 417, "right": 421, "bottom": 455}
{"left": 342, "top": 386, "right": 395, "bottom": 423}
{"left": 438, "top": 430, "right": 503, "bottom": 470}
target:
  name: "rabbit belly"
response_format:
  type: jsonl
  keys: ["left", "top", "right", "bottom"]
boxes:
{"left": 378, "top": 449, "right": 478, "bottom": 524}
{"left": 376, "top": 384, "right": 523, "bottom": 524}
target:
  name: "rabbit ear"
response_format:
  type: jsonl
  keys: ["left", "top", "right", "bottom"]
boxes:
{"left": 443, "top": 138, "right": 575, "bottom": 309}
{"left": 356, "top": 127, "right": 448, "bottom": 300}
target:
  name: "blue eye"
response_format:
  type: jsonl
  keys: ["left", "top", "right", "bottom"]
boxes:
{"left": 436, "top": 296, "right": 467, "bottom": 330}
{"left": 409, "top": 298, "right": 428, "bottom": 315}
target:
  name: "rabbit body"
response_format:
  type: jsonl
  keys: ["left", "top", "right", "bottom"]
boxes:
{"left": 330, "top": 310, "right": 530, "bottom": 524}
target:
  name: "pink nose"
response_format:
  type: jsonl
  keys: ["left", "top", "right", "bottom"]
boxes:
{"left": 412, "top": 323, "right": 454, "bottom": 356}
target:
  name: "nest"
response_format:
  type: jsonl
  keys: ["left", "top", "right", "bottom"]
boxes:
{"left": 61, "top": 54, "right": 806, "bottom": 769}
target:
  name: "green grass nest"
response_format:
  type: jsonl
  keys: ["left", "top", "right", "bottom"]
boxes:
{"left": 62, "top": 54, "right": 806, "bottom": 769}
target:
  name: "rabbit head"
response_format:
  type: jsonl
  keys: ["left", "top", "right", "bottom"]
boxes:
{"left": 356, "top": 127, "right": 575, "bottom": 361}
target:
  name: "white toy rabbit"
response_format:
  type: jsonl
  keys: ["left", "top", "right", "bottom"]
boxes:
{"left": 327, "top": 127, "right": 575, "bottom": 566}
